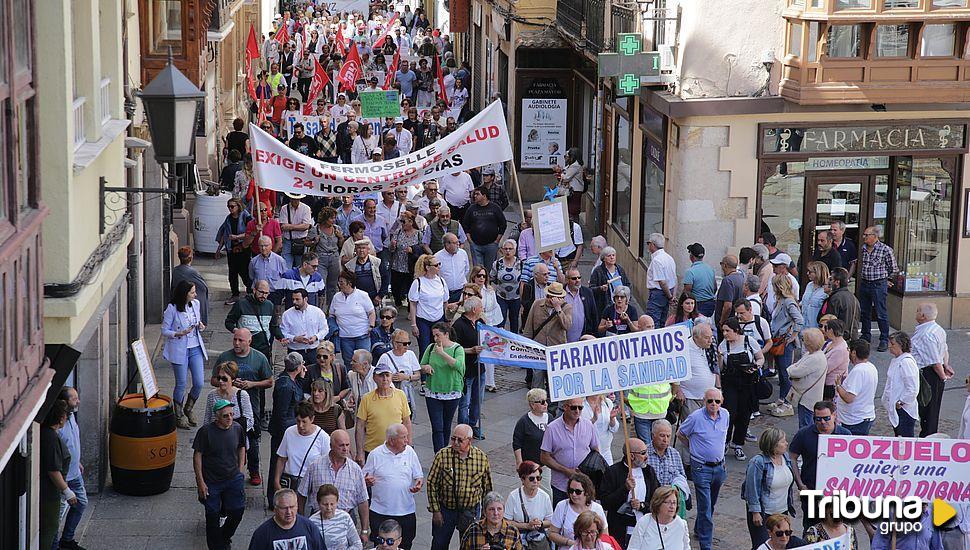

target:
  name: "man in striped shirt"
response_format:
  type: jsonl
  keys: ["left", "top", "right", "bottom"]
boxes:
{"left": 859, "top": 226, "right": 898, "bottom": 352}
{"left": 297, "top": 430, "right": 370, "bottom": 542}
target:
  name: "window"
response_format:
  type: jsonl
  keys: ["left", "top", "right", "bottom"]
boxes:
{"left": 790, "top": 22, "right": 803, "bottom": 57}
{"left": 884, "top": 0, "right": 918, "bottom": 7}
{"left": 836, "top": 0, "right": 870, "bottom": 9}
{"left": 14, "top": 100, "right": 32, "bottom": 211}
{"left": 808, "top": 22, "right": 820, "bottom": 61}
{"left": 828, "top": 25, "right": 864, "bottom": 57}
{"left": 639, "top": 138, "right": 665, "bottom": 257}
{"left": 893, "top": 157, "right": 953, "bottom": 292}
{"left": 875, "top": 24, "right": 911, "bottom": 57}
{"left": 12, "top": 0, "right": 29, "bottom": 70}
{"left": 921, "top": 24, "right": 957, "bottom": 56}
{"left": 0, "top": 0, "right": 36, "bottom": 224}
{"left": 760, "top": 162, "right": 806, "bottom": 266}
{"left": 611, "top": 111, "right": 632, "bottom": 241}
{"left": 933, "top": 0, "right": 967, "bottom": 6}
{"left": 149, "top": 0, "right": 184, "bottom": 55}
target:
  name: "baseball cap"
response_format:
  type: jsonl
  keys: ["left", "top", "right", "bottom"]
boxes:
{"left": 370, "top": 76, "right": 379, "bottom": 83}
{"left": 482, "top": 166, "right": 495, "bottom": 176}
{"left": 770, "top": 253, "right": 793, "bottom": 266}
{"left": 213, "top": 399, "right": 234, "bottom": 413}
{"left": 373, "top": 364, "right": 393, "bottom": 375}
{"left": 394, "top": 117, "right": 404, "bottom": 124}
{"left": 687, "top": 243, "right": 705, "bottom": 258}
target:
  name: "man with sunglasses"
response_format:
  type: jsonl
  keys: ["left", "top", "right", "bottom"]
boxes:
{"left": 372, "top": 519, "right": 404, "bottom": 550}
{"left": 788, "top": 400, "right": 850, "bottom": 534}
{"left": 427, "top": 424, "right": 493, "bottom": 550}
{"left": 563, "top": 268, "right": 599, "bottom": 341}
{"left": 540, "top": 396, "right": 597, "bottom": 507}
{"left": 599, "top": 437, "right": 661, "bottom": 547}
{"left": 677, "top": 387, "right": 729, "bottom": 550}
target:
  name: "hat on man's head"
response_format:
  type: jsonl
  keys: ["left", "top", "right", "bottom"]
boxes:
{"left": 687, "top": 243, "right": 705, "bottom": 258}
{"left": 545, "top": 282, "right": 566, "bottom": 298}
{"left": 213, "top": 399, "right": 234, "bottom": 413}
{"left": 770, "top": 253, "right": 793, "bottom": 266}
{"left": 482, "top": 166, "right": 495, "bottom": 176}
{"left": 373, "top": 364, "right": 393, "bottom": 375}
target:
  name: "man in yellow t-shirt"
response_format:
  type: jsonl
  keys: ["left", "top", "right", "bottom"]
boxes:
{"left": 355, "top": 364, "right": 413, "bottom": 464}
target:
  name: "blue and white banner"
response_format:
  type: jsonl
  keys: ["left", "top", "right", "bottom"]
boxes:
{"left": 545, "top": 324, "right": 692, "bottom": 402}
{"left": 478, "top": 325, "right": 547, "bottom": 370}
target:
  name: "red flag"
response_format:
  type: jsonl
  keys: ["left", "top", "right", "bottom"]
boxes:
{"left": 334, "top": 25, "right": 347, "bottom": 56}
{"left": 384, "top": 49, "right": 400, "bottom": 90}
{"left": 245, "top": 25, "right": 260, "bottom": 100}
{"left": 337, "top": 41, "right": 363, "bottom": 93}
{"left": 434, "top": 53, "right": 450, "bottom": 108}
{"left": 303, "top": 57, "right": 331, "bottom": 114}
{"left": 372, "top": 13, "right": 400, "bottom": 50}
{"left": 273, "top": 24, "right": 289, "bottom": 47}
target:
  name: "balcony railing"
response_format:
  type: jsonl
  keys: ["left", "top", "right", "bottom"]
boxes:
{"left": 557, "top": 0, "right": 638, "bottom": 53}
{"left": 72, "top": 97, "right": 86, "bottom": 150}
{"left": 99, "top": 78, "right": 111, "bottom": 125}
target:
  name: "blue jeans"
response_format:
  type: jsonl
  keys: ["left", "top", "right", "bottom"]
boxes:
{"left": 842, "top": 418, "right": 873, "bottom": 436}
{"left": 859, "top": 278, "right": 890, "bottom": 345}
{"left": 430, "top": 505, "right": 481, "bottom": 550}
{"left": 203, "top": 472, "right": 246, "bottom": 550}
{"left": 339, "top": 334, "right": 371, "bottom": 370}
{"left": 633, "top": 417, "right": 655, "bottom": 442}
{"left": 797, "top": 404, "right": 814, "bottom": 430}
{"left": 647, "top": 289, "right": 670, "bottom": 328}
{"left": 378, "top": 249, "right": 392, "bottom": 295}
{"left": 426, "top": 397, "right": 460, "bottom": 453}
{"left": 496, "top": 296, "right": 521, "bottom": 333}
{"left": 416, "top": 316, "right": 444, "bottom": 363}
{"left": 697, "top": 300, "right": 716, "bottom": 318}
{"left": 281, "top": 238, "right": 305, "bottom": 269}
{"left": 691, "top": 459, "right": 727, "bottom": 550}
{"left": 173, "top": 345, "right": 206, "bottom": 404}
{"left": 458, "top": 371, "right": 485, "bottom": 432}
{"left": 895, "top": 409, "right": 917, "bottom": 437}
{"left": 470, "top": 241, "right": 499, "bottom": 275}
{"left": 776, "top": 342, "right": 795, "bottom": 402}
{"left": 56, "top": 476, "right": 88, "bottom": 545}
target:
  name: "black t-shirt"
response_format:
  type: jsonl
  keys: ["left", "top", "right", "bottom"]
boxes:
{"left": 192, "top": 421, "right": 246, "bottom": 483}
{"left": 248, "top": 515, "right": 326, "bottom": 550}
{"left": 226, "top": 131, "right": 248, "bottom": 158}
{"left": 40, "top": 426, "right": 70, "bottom": 500}
{"left": 451, "top": 314, "right": 480, "bottom": 377}
{"left": 462, "top": 202, "right": 507, "bottom": 245}
{"left": 289, "top": 135, "right": 319, "bottom": 157}
{"left": 788, "top": 424, "right": 851, "bottom": 489}
{"left": 813, "top": 247, "right": 843, "bottom": 273}
{"left": 512, "top": 413, "right": 546, "bottom": 464}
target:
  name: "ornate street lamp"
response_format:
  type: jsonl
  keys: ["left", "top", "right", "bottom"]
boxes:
{"left": 136, "top": 51, "right": 204, "bottom": 163}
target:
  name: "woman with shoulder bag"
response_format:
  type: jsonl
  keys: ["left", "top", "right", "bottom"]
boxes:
{"left": 215, "top": 198, "right": 254, "bottom": 304}
{"left": 767, "top": 274, "right": 804, "bottom": 418}
{"left": 505, "top": 461, "right": 553, "bottom": 550}
{"left": 785, "top": 328, "right": 828, "bottom": 428}
{"left": 719, "top": 317, "right": 765, "bottom": 462}
{"left": 274, "top": 402, "right": 331, "bottom": 493}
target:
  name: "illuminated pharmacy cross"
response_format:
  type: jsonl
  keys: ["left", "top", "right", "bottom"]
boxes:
{"left": 598, "top": 33, "right": 662, "bottom": 97}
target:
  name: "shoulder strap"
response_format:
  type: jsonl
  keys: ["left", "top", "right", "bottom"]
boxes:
{"left": 295, "top": 428, "right": 321, "bottom": 479}
{"left": 656, "top": 515, "right": 666, "bottom": 550}
{"left": 752, "top": 316, "right": 767, "bottom": 342}
{"left": 533, "top": 308, "right": 560, "bottom": 336}
{"left": 518, "top": 488, "right": 531, "bottom": 522}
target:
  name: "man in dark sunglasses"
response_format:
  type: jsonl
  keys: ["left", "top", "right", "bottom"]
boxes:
{"left": 372, "top": 518, "right": 403, "bottom": 549}
{"left": 789, "top": 400, "right": 850, "bottom": 533}
{"left": 598, "top": 437, "right": 661, "bottom": 546}
{"left": 677, "top": 388, "right": 728, "bottom": 550}
{"left": 540, "top": 396, "right": 598, "bottom": 507}
{"left": 563, "top": 267, "right": 599, "bottom": 340}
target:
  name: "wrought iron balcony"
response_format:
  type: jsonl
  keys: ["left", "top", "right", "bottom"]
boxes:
{"left": 557, "top": 0, "right": 637, "bottom": 54}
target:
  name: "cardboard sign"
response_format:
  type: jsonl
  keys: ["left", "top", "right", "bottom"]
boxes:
{"left": 533, "top": 196, "right": 571, "bottom": 252}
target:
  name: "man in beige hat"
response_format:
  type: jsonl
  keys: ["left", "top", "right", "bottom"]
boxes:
{"left": 523, "top": 282, "right": 572, "bottom": 410}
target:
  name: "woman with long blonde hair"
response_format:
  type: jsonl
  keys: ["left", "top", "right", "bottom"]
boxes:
{"left": 408, "top": 254, "right": 450, "bottom": 359}
{"left": 767, "top": 274, "right": 804, "bottom": 418}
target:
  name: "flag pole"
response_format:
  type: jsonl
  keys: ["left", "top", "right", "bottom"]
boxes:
{"left": 617, "top": 390, "right": 634, "bottom": 474}
{"left": 510, "top": 163, "right": 526, "bottom": 223}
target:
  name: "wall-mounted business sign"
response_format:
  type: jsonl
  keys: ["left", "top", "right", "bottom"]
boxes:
{"left": 761, "top": 122, "right": 968, "bottom": 156}
{"left": 805, "top": 156, "right": 890, "bottom": 171}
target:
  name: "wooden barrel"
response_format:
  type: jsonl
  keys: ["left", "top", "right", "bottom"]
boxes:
{"left": 109, "top": 393, "right": 177, "bottom": 496}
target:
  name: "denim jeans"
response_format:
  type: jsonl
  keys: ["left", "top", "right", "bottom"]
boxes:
{"left": 797, "top": 404, "right": 814, "bottom": 430}
{"left": 895, "top": 409, "right": 917, "bottom": 437}
{"left": 776, "top": 342, "right": 795, "bottom": 402}
{"left": 339, "top": 334, "right": 371, "bottom": 370}
{"left": 202, "top": 473, "right": 246, "bottom": 550}
{"left": 56, "top": 476, "right": 88, "bottom": 545}
{"left": 859, "top": 278, "right": 890, "bottom": 345}
{"left": 841, "top": 418, "right": 873, "bottom": 436}
{"left": 697, "top": 300, "right": 716, "bottom": 318}
{"left": 172, "top": 345, "right": 206, "bottom": 404}
{"left": 496, "top": 296, "right": 521, "bottom": 333}
{"left": 281, "top": 238, "right": 305, "bottom": 269}
{"left": 457, "top": 371, "right": 485, "bottom": 432}
{"left": 426, "top": 397, "right": 460, "bottom": 452}
{"left": 470, "top": 241, "right": 499, "bottom": 275}
{"left": 430, "top": 505, "right": 481, "bottom": 550}
{"left": 416, "top": 316, "right": 444, "bottom": 363}
{"left": 647, "top": 289, "right": 670, "bottom": 328}
{"left": 633, "top": 417, "right": 655, "bottom": 442}
{"left": 691, "top": 459, "right": 727, "bottom": 550}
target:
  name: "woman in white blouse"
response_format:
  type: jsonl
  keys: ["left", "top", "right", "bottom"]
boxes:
{"left": 408, "top": 254, "right": 449, "bottom": 358}
{"left": 882, "top": 331, "right": 921, "bottom": 437}
{"left": 309, "top": 484, "right": 363, "bottom": 550}
{"left": 580, "top": 394, "right": 619, "bottom": 466}
{"left": 376, "top": 329, "right": 421, "bottom": 413}
{"left": 548, "top": 473, "right": 608, "bottom": 548}
{"left": 351, "top": 123, "right": 379, "bottom": 164}
{"left": 628, "top": 486, "right": 690, "bottom": 550}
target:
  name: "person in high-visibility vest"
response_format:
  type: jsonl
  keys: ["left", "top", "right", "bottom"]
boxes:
{"left": 628, "top": 382, "right": 678, "bottom": 442}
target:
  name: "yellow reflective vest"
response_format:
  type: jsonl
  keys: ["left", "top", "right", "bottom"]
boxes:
{"left": 627, "top": 383, "right": 672, "bottom": 419}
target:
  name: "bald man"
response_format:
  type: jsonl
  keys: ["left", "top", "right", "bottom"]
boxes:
{"left": 678, "top": 388, "right": 728, "bottom": 550}
{"left": 297, "top": 429, "right": 370, "bottom": 540}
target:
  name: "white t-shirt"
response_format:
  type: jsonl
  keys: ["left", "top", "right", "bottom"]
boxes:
{"left": 363, "top": 444, "right": 424, "bottom": 515}
{"left": 681, "top": 339, "right": 717, "bottom": 400}
{"left": 504, "top": 487, "right": 554, "bottom": 526}
{"left": 556, "top": 223, "right": 584, "bottom": 258}
{"left": 277, "top": 425, "right": 331, "bottom": 477}
{"left": 580, "top": 398, "right": 618, "bottom": 466}
{"left": 329, "top": 289, "right": 375, "bottom": 338}
{"left": 376, "top": 350, "right": 420, "bottom": 404}
{"left": 550, "top": 501, "right": 608, "bottom": 542}
{"left": 838, "top": 361, "right": 879, "bottom": 425}
{"left": 764, "top": 460, "right": 793, "bottom": 514}
{"left": 407, "top": 275, "right": 448, "bottom": 321}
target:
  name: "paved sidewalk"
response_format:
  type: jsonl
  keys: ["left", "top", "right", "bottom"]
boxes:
{"left": 74, "top": 251, "right": 970, "bottom": 549}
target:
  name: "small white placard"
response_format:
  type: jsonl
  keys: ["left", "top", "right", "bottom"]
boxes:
{"left": 830, "top": 199, "right": 847, "bottom": 217}
{"left": 905, "top": 277, "right": 923, "bottom": 293}
{"left": 131, "top": 339, "right": 159, "bottom": 401}
{"left": 533, "top": 197, "right": 571, "bottom": 253}
{"left": 874, "top": 202, "right": 887, "bottom": 219}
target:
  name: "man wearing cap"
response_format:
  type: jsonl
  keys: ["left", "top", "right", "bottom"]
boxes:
{"left": 193, "top": 398, "right": 247, "bottom": 549}
{"left": 355, "top": 364, "right": 413, "bottom": 465}
{"left": 479, "top": 165, "right": 509, "bottom": 211}
{"left": 268, "top": 352, "right": 307, "bottom": 508}
{"left": 278, "top": 193, "right": 314, "bottom": 268}
{"left": 683, "top": 243, "right": 718, "bottom": 318}
{"left": 389, "top": 117, "right": 413, "bottom": 156}
{"left": 765, "top": 253, "right": 801, "bottom": 313}
{"left": 364, "top": 75, "right": 383, "bottom": 93}
{"left": 522, "top": 282, "right": 571, "bottom": 394}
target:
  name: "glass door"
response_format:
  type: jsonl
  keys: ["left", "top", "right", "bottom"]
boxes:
{"left": 803, "top": 176, "right": 867, "bottom": 278}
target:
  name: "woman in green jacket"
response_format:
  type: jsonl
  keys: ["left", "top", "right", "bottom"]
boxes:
{"left": 421, "top": 321, "right": 466, "bottom": 452}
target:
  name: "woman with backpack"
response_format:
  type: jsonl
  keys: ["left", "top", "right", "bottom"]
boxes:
{"left": 492, "top": 239, "right": 523, "bottom": 333}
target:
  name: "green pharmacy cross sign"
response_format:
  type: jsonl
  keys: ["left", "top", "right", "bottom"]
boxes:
{"left": 598, "top": 33, "right": 662, "bottom": 97}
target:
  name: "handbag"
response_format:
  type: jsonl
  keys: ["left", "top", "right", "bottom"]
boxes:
{"left": 279, "top": 428, "right": 321, "bottom": 489}
{"left": 577, "top": 450, "right": 609, "bottom": 490}
{"left": 517, "top": 488, "right": 551, "bottom": 550}
{"left": 768, "top": 336, "right": 788, "bottom": 356}
{"left": 285, "top": 204, "right": 308, "bottom": 256}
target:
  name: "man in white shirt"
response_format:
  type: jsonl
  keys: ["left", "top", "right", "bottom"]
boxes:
{"left": 434, "top": 233, "right": 471, "bottom": 304}
{"left": 389, "top": 118, "right": 413, "bottom": 157}
{"left": 439, "top": 171, "right": 474, "bottom": 224}
{"left": 378, "top": 190, "right": 405, "bottom": 227}
{"left": 835, "top": 339, "right": 878, "bottom": 435}
{"left": 279, "top": 194, "right": 314, "bottom": 268}
{"left": 330, "top": 94, "right": 352, "bottom": 124}
{"left": 280, "top": 288, "right": 329, "bottom": 366}
{"left": 765, "top": 253, "right": 801, "bottom": 313}
{"left": 645, "top": 233, "right": 677, "bottom": 328}
{"left": 913, "top": 302, "right": 951, "bottom": 437}
{"left": 362, "top": 423, "right": 424, "bottom": 549}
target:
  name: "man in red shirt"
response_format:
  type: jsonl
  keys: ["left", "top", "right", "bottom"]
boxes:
{"left": 244, "top": 202, "right": 283, "bottom": 254}
{"left": 269, "top": 84, "right": 289, "bottom": 132}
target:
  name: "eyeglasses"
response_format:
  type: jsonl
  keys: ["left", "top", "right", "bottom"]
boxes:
{"left": 316, "top": 353, "right": 331, "bottom": 358}
{"left": 217, "top": 376, "right": 230, "bottom": 382}
{"left": 631, "top": 449, "right": 648, "bottom": 456}
{"left": 773, "top": 530, "right": 793, "bottom": 537}
{"left": 428, "top": 262, "right": 441, "bottom": 267}
{"left": 526, "top": 474, "right": 542, "bottom": 481}
{"left": 706, "top": 399, "right": 722, "bottom": 404}
{"left": 568, "top": 405, "right": 584, "bottom": 412}
{"left": 568, "top": 276, "right": 581, "bottom": 280}
{"left": 568, "top": 488, "right": 585, "bottom": 495}
{"left": 395, "top": 340, "right": 411, "bottom": 345}
{"left": 814, "top": 415, "right": 832, "bottom": 422}
{"left": 530, "top": 399, "right": 547, "bottom": 405}
{"left": 462, "top": 292, "right": 477, "bottom": 297}
{"left": 450, "top": 435, "right": 469, "bottom": 442}
{"left": 381, "top": 315, "right": 396, "bottom": 320}
{"left": 474, "top": 273, "right": 486, "bottom": 279}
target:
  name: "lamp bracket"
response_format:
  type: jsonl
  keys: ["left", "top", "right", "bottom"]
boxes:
{"left": 99, "top": 176, "right": 178, "bottom": 234}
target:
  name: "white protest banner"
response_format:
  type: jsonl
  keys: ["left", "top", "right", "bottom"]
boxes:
{"left": 479, "top": 325, "right": 546, "bottom": 370}
{"left": 281, "top": 113, "right": 383, "bottom": 139}
{"left": 817, "top": 435, "right": 970, "bottom": 502}
{"left": 545, "top": 324, "right": 691, "bottom": 402}
{"left": 798, "top": 531, "right": 851, "bottom": 550}
{"left": 533, "top": 197, "right": 570, "bottom": 253}
{"left": 250, "top": 100, "right": 512, "bottom": 196}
